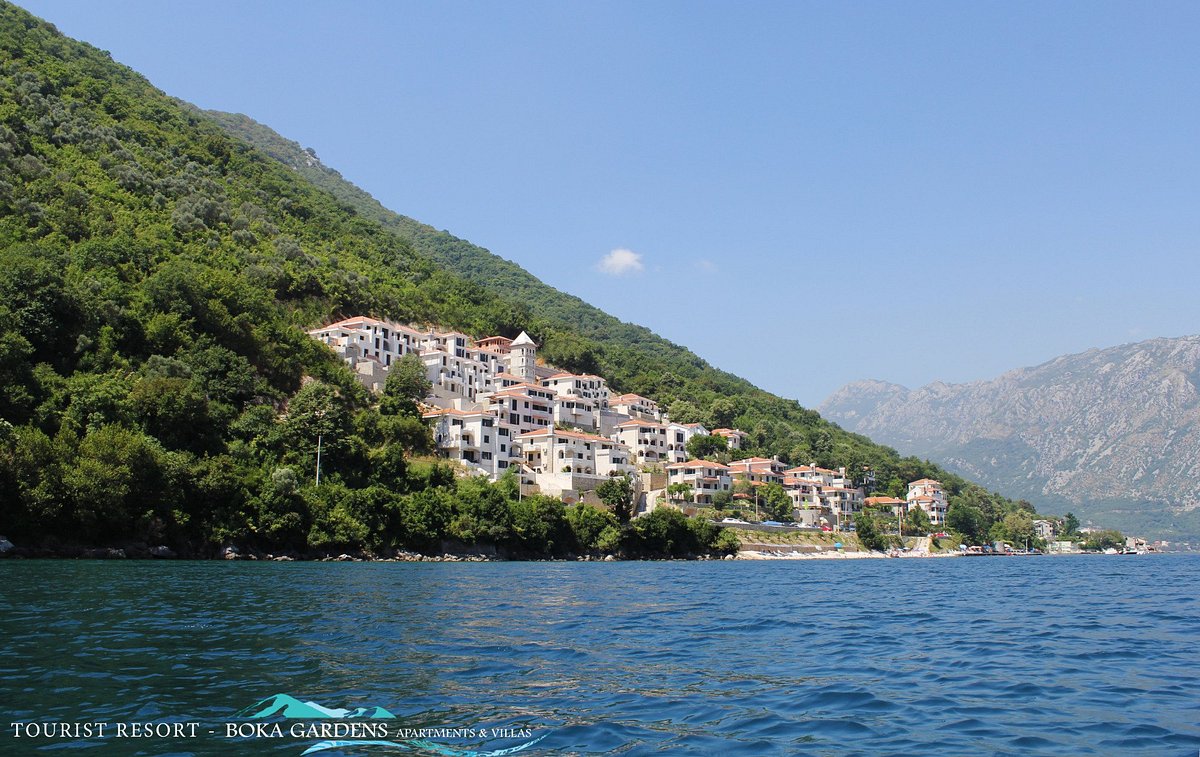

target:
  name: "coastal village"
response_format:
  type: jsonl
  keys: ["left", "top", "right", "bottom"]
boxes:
{"left": 309, "top": 316, "right": 1096, "bottom": 554}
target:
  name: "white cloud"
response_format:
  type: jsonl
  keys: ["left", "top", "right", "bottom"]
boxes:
{"left": 696, "top": 259, "right": 718, "bottom": 273}
{"left": 596, "top": 248, "right": 644, "bottom": 276}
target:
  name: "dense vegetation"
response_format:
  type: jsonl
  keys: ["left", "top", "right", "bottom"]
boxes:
{"left": 0, "top": 4, "right": 1029, "bottom": 556}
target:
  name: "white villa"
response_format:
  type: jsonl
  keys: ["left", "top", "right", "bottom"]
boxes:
{"left": 907, "top": 478, "right": 948, "bottom": 526}
{"left": 665, "top": 421, "right": 707, "bottom": 464}
{"left": 665, "top": 460, "right": 733, "bottom": 506}
{"left": 711, "top": 428, "right": 748, "bottom": 450}
{"left": 613, "top": 419, "right": 669, "bottom": 466}
{"left": 424, "top": 407, "right": 521, "bottom": 478}
{"left": 517, "top": 428, "right": 635, "bottom": 500}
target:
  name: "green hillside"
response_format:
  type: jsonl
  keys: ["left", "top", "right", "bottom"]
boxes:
{"left": 0, "top": 3, "right": 1032, "bottom": 556}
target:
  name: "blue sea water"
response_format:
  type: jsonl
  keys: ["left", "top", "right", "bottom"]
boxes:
{"left": 1, "top": 555, "right": 1198, "bottom": 756}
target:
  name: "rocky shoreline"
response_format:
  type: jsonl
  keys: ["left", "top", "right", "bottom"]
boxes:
{"left": 0, "top": 536, "right": 735, "bottom": 563}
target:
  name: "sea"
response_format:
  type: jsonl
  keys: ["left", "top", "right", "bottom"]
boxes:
{"left": 1, "top": 555, "right": 1198, "bottom": 756}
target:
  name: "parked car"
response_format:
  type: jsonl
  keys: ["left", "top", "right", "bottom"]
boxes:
{"left": 721, "top": 518, "right": 749, "bottom": 525}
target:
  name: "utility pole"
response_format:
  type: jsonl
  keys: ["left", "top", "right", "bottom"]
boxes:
{"left": 313, "top": 407, "right": 327, "bottom": 488}
{"left": 315, "top": 433, "right": 323, "bottom": 487}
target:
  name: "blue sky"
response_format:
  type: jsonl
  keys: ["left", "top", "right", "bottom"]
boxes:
{"left": 21, "top": 1, "right": 1200, "bottom": 406}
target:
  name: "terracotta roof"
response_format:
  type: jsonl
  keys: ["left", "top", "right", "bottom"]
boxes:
{"left": 612, "top": 393, "right": 655, "bottom": 404}
{"left": 516, "top": 428, "right": 627, "bottom": 445}
{"left": 785, "top": 465, "right": 838, "bottom": 475}
{"left": 783, "top": 477, "right": 817, "bottom": 487}
{"left": 423, "top": 407, "right": 483, "bottom": 418}
{"left": 616, "top": 420, "right": 665, "bottom": 429}
{"left": 666, "top": 460, "right": 730, "bottom": 470}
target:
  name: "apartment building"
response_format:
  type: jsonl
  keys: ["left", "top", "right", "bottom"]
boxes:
{"left": 425, "top": 407, "right": 521, "bottom": 477}
{"left": 483, "top": 384, "right": 557, "bottom": 434}
{"left": 309, "top": 316, "right": 425, "bottom": 369}
{"left": 542, "top": 373, "right": 610, "bottom": 408}
{"left": 664, "top": 421, "right": 707, "bottom": 464}
{"left": 711, "top": 428, "right": 748, "bottom": 450}
{"left": 516, "top": 428, "right": 636, "bottom": 499}
{"left": 665, "top": 460, "right": 732, "bottom": 506}
{"left": 613, "top": 420, "right": 669, "bottom": 466}
{"left": 823, "top": 485, "right": 864, "bottom": 525}
{"left": 865, "top": 496, "right": 908, "bottom": 518}
{"left": 907, "top": 478, "right": 948, "bottom": 526}
{"left": 728, "top": 457, "right": 787, "bottom": 486}
{"left": 611, "top": 393, "right": 661, "bottom": 422}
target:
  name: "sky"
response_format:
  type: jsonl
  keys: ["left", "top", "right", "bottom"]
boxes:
{"left": 19, "top": 1, "right": 1200, "bottom": 406}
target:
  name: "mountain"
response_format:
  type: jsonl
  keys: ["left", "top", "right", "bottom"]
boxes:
{"left": 820, "top": 336, "right": 1200, "bottom": 539}
{"left": 0, "top": 3, "right": 1026, "bottom": 554}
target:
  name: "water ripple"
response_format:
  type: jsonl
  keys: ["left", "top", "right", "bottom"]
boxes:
{"left": 2, "top": 556, "right": 1200, "bottom": 755}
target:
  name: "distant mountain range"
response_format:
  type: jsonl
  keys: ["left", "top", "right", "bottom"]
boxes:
{"left": 820, "top": 336, "right": 1200, "bottom": 539}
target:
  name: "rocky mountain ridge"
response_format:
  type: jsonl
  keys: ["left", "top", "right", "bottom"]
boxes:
{"left": 819, "top": 336, "right": 1200, "bottom": 538}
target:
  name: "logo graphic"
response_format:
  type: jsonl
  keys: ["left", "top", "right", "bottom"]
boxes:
{"left": 237, "top": 694, "right": 545, "bottom": 756}
{"left": 238, "top": 694, "right": 396, "bottom": 720}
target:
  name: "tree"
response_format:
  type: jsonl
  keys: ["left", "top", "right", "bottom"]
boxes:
{"left": 566, "top": 502, "right": 618, "bottom": 552}
{"left": 278, "top": 381, "right": 360, "bottom": 483}
{"left": 666, "top": 400, "right": 704, "bottom": 425}
{"left": 630, "top": 507, "right": 697, "bottom": 557}
{"left": 711, "top": 489, "right": 733, "bottom": 511}
{"left": 596, "top": 474, "right": 637, "bottom": 524}
{"left": 1063, "top": 512, "right": 1080, "bottom": 536}
{"left": 686, "top": 434, "right": 727, "bottom": 461}
{"left": 128, "top": 376, "right": 215, "bottom": 452}
{"left": 666, "top": 482, "right": 693, "bottom": 505}
{"left": 760, "top": 482, "right": 792, "bottom": 521}
{"left": 509, "top": 494, "right": 571, "bottom": 556}
{"left": 855, "top": 511, "right": 889, "bottom": 552}
{"left": 906, "top": 506, "right": 932, "bottom": 535}
{"left": 1081, "top": 529, "right": 1124, "bottom": 551}
{"left": 993, "top": 510, "right": 1035, "bottom": 548}
{"left": 707, "top": 398, "right": 738, "bottom": 429}
{"left": 946, "top": 501, "right": 987, "bottom": 544}
{"left": 380, "top": 354, "right": 431, "bottom": 417}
